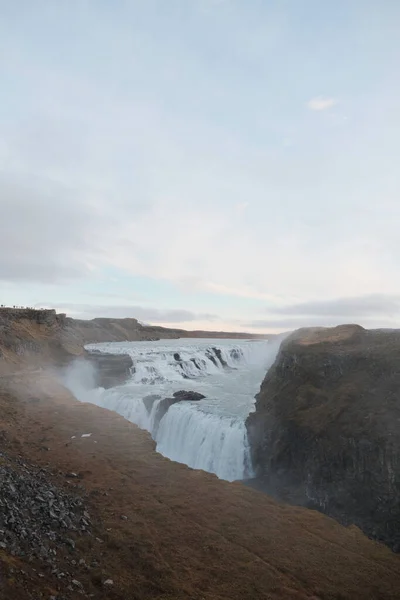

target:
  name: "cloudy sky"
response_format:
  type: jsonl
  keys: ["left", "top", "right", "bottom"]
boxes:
{"left": 1, "top": 0, "right": 400, "bottom": 332}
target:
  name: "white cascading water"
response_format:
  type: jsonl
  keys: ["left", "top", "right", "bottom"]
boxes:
{"left": 67, "top": 339, "right": 279, "bottom": 482}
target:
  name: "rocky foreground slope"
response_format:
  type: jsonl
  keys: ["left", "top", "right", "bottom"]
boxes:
{"left": 1, "top": 374, "right": 400, "bottom": 599}
{"left": 247, "top": 324, "right": 400, "bottom": 551}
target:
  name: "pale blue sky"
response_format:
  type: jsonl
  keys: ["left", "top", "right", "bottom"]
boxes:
{"left": 1, "top": 1, "right": 400, "bottom": 331}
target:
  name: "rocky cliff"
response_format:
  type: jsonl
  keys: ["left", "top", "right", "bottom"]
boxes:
{"left": 64, "top": 316, "right": 179, "bottom": 344}
{"left": 246, "top": 324, "right": 400, "bottom": 550}
{"left": 0, "top": 308, "right": 82, "bottom": 374}
{"left": 0, "top": 308, "right": 271, "bottom": 377}
{"left": 66, "top": 317, "right": 270, "bottom": 344}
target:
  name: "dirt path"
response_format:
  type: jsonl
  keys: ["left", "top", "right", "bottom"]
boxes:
{"left": 1, "top": 375, "right": 400, "bottom": 600}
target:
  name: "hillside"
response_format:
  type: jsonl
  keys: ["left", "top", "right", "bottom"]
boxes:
{"left": 247, "top": 324, "right": 400, "bottom": 550}
{"left": 0, "top": 308, "right": 83, "bottom": 375}
{"left": 1, "top": 373, "right": 400, "bottom": 599}
{"left": 0, "top": 308, "right": 271, "bottom": 376}
{"left": 66, "top": 317, "right": 270, "bottom": 344}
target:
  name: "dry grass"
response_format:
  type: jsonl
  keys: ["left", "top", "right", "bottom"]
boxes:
{"left": 0, "top": 374, "right": 399, "bottom": 599}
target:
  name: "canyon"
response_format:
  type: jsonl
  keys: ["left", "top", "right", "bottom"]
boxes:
{"left": 0, "top": 309, "right": 400, "bottom": 599}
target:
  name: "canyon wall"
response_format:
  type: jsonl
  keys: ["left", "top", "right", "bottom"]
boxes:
{"left": 247, "top": 324, "right": 400, "bottom": 550}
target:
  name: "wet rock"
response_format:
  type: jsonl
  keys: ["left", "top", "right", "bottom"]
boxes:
{"left": 152, "top": 398, "right": 178, "bottom": 436}
{"left": 83, "top": 352, "right": 133, "bottom": 388}
{"left": 142, "top": 394, "right": 161, "bottom": 413}
{"left": 172, "top": 390, "right": 205, "bottom": 402}
{"left": 205, "top": 351, "right": 218, "bottom": 367}
{"left": 213, "top": 348, "right": 228, "bottom": 367}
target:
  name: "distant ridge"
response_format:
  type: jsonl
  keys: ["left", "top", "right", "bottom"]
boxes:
{"left": 0, "top": 307, "right": 274, "bottom": 375}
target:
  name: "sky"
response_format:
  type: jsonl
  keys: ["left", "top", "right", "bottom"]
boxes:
{"left": 1, "top": 0, "right": 400, "bottom": 333}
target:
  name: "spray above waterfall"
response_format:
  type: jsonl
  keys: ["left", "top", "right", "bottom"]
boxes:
{"left": 66, "top": 338, "right": 280, "bottom": 482}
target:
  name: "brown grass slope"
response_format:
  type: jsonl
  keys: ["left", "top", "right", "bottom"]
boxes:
{"left": 0, "top": 375, "right": 400, "bottom": 599}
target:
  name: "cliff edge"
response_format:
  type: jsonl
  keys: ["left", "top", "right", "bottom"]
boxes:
{"left": 0, "top": 308, "right": 271, "bottom": 376}
{"left": 1, "top": 373, "right": 400, "bottom": 599}
{"left": 247, "top": 324, "right": 400, "bottom": 550}
{"left": 0, "top": 308, "right": 83, "bottom": 374}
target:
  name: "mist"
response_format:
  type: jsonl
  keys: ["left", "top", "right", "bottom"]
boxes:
{"left": 59, "top": 358, "right": 102, "bottom": 405}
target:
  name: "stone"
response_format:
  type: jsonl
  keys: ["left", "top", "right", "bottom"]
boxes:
{"left": 172, "top": 390, "right": 206, "bottom": 402}
{"left": 0, "top": 450, "right": 91, "bottom": 588}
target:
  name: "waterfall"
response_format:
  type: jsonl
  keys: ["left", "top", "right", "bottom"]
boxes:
{"left": 85, "top": 340, "right": 268, "bottom": 385}
{"left": 69, "top": 339, "right": 278, "bottom": 481}
{"left": 156, "top": 403, "right": 253, "bottom": 481}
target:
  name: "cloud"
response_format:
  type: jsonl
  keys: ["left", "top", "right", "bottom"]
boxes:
{"left": 0, "top": 174, "right": 104, "bottom": 283}
{"left": 235, "top": 201, "right": 249, "bottom": 214}
{"left": 245, "top": 315, "right": 400, "bottom": 331}
{"left": 1, "top": 0, "right": 400, "bottom": 333}
{"left": 46, "top": 303, "right": 219, "bottom": 324}
{"left": 307, "top": 96, "right": 337, "bottom": 111}
{"left": 245, "top": 295, "right": 400, "bottom": 332}
{"left": 270, "top": 294, "right": 400, "bottom": 317}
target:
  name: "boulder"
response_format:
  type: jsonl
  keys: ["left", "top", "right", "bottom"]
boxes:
{"left": 172, "top": 390, "right": 205, "bottom": 401}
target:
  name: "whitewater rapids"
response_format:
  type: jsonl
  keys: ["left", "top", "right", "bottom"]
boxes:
{"left": 65, "top": 338, "right": 279, "bottom": 482}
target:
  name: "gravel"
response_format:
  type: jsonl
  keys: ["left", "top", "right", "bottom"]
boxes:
{"left": 0, "top": 450, "right": 94, "bottom": 596}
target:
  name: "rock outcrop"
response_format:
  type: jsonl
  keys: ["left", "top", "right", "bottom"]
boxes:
{"left": 153, "top": 390, "right": 206, "bottom": 435}
{"left": 0, "top": 308, "right": 82, "bottom": 374}
{"left": 64, "top": 318, "right": 271, "bottom": 344}
{"left": 64, "top": 317, "right": 179, "bottom": 344}
{"left": 247, "top": 324, "right": 400, "bottom": 550}
{"left": 83, "top": 351, "right": 133, "bottom": 389}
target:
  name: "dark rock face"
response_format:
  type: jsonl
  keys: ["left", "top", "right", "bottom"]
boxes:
{"left": 142, "top": 394, "right": 161, "bottom": 413}
{"left": 84, "top": 352, "right": 133, "bottom": 388}
{"left": 172, "top": 391, "right": 205, "bottom": 402}
{"left": 205, "top": 351, "right": 218, "bottom": 367}
{"left": 152, "top": 390, "right": 206, "bottom": 435}
{"left": 213, "top": 348, "right": 228, "bottom": 368}
{"left": 246, "top": 324, "right": 400, "bottom": 551}
{"left": 153, "top": 398, "right": 177, "bottom": 436}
